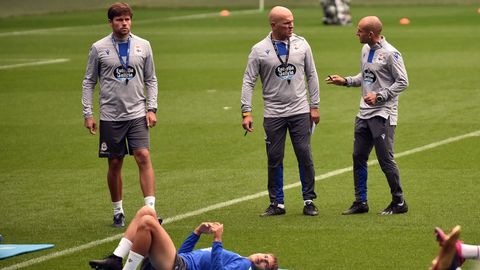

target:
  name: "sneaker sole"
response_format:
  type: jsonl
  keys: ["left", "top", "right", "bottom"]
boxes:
{"left": 260, "top": 213, "right": 286, "bottom": 217}
{"left": 341, "top": 209, "right": 369, "bottom": 215}
{"left": 379, "top": 210, "right": 408, "bottom": 215}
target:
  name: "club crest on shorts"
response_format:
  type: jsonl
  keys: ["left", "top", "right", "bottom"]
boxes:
{"left": 101, "top": 142, "right": 108, "bottom": 152}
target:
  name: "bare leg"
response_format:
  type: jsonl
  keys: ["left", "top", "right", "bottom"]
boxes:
{"left": 133, "top": 149, "right": 155, "bottom": 197}
{"left": 108, "top": 158, "right": 124, "bottom": 202}
{"left": 89, "top": 206, "right": 160, "bottom": 270}
{"left": 430, "top": 226, "right": 461, "bottom": 270}
{"left": 129, "top": 209, "right": 176, "bottom": 270}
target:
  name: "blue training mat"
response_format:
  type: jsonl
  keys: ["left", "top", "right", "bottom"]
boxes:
{"left": 0, "top": 244, "right": 54, "bottom": 260}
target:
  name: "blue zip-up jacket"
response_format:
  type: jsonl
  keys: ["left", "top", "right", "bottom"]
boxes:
{"left": 178, "top": 232, "right": 253, "bottom": 270}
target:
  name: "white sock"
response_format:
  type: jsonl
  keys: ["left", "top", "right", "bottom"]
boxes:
{"left": 304, "top": 200, "right": 313, "bottom": 205}
{"left": 276, "top": 203, "right": 285, "bottom": 209}
{"left": 113, "top": 200, "right": 124, "bottom": 215}
{"left": 461, "top": 244, "right": 480, "bottom": 260}
{"left": 113, "top": 238, "right": 132, "bottom": 258}
{"left": 144, "top": 196, "right": 156, "bottom": 211}
{"left": 122, "top": 251, "right": 144, "bottom": 270}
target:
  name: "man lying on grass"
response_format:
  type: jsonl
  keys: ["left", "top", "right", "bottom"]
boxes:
{"left": 89, "top": 206, "right": 278, "bottom": 270}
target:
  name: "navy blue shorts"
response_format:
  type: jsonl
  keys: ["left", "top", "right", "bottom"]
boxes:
{"left": 140, "top": 255, "right": 187, "bottom": 270}
{"left": 99, "top": 116, "right": 150, "bottom": 158}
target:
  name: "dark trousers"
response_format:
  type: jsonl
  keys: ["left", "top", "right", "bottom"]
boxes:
{"left": 353, "top": 116, "right": 404, "bottom": 203}
{"left": 264, "top": 113, "right": 317, "bottom": 204}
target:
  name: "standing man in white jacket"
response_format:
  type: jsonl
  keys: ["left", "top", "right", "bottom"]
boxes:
{"left": 326, "top": 16, "right": 409, "bottom": 215}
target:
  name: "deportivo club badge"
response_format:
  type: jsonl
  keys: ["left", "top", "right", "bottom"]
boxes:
{"left": 114, "top": 65, "right": 136, "bottom": 82}
{"left": 275, "top": 64, "right": 296, "bottom": 81}
{"left": 101, "top": 142, "right": 108, "bottom": 152}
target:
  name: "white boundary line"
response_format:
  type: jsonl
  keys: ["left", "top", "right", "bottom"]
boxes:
{"left": 0, "top": 58, "right": 70, "bottom": 70}
{"left": 1, "top": 130, "right": 479, "bottom": 270}
{"left": 0, "top": 9, "right": 260, "bottom": 37}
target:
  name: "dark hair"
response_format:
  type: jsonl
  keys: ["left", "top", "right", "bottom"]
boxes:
{"left": 107, "top": 2, "right": 133, "bottom": 20}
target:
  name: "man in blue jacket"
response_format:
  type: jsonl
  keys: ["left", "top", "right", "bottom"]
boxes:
{"left": 89, "top": 206, "right": 278, "bottom": 270}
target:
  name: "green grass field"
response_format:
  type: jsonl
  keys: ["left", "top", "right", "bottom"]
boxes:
{"left": 1, "top": 3, "right": 479, "bottom": 270}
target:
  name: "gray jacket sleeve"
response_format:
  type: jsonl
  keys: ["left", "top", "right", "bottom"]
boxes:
{"left": 377, "top": 52, "right": 408, "bottom": 101}
{"left": 304, "top": 41, "right": 320, "bottom": 108}
{"left": 240, "top": 48, "right": 260, "bottom": 113}
{"left": 81, "top": 46, "right": 99, "bottom": 118}
{"left": 144, "top": 42, "right": 158, "bottom": 111}
{"left": 346, "top": 72, "right": 362, "bottom": 87}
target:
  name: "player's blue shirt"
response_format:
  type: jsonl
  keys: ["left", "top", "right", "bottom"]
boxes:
{"left": 178, "top": 232, "right": 253, "bottom": 270}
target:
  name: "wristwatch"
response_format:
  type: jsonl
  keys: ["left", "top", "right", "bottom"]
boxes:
{"left": 376, "top": 95, "right": 384, "bottom": 103}
{"left": 148, "top": 108, "right": 157, "bottom": 113}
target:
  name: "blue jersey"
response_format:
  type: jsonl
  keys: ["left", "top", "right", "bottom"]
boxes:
{"left": 178, "top": 232, "right": 253, "bottom": 270}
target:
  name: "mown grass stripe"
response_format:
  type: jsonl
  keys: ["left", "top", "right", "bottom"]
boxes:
{"left": 1, "top": 129, "right": 478, "bottom": 270}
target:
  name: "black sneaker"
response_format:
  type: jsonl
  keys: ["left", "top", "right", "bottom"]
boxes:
{"left": 112, "top": 213, "right": 125, "bottom": 228}
{"left": 342, "top": 201, "right": 369, "bottom": 215}
{"left": 260, "top": 203, "right": 286, "bottom": 217}
{"left": 89, "top": 254, "right": 122, "bottom": 270}
{"left": 379, "top": 200, "right": 408, "bottom": 215}
{"left": 303, "top": 201, "right": 319, "bottom": 216}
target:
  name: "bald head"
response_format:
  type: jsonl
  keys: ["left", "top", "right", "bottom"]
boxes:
{"left": 356, "top": 16, "right": 383, "bottom": 45}
{"left": 358, "top": 16, "right": 383, "bottom": 36}
{"left": 269, "top": 6, "right": 292, "bottom": 24}
{"left": 269, "top": 6, "right": 294, "bottom": 40}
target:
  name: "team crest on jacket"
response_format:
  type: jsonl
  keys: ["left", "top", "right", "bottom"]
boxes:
{"left": 375, "top": 52, "right": 387, "bottom": 65}
{"left": 114, "top": 65, "right": 136, "bottom": 82}
{"left": 275, "top": 63, "right": 296, "bottom": 80}
{"left": 363, "top": 69, "right": 376, "bottom": 84}
{"left": 134, "top": 45, "right": 143, "bottom": 55}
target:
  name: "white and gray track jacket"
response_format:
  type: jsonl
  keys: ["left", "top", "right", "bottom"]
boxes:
{"left": 241, "top": 33, "right": 320, "bottom": 118}
{"left": 82, "top": 33, "right": 158, "bottom": 121}
{"left": 345, "top": 36, "right": 408, "bottom": 125}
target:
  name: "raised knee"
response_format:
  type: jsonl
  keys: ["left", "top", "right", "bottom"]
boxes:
{"left": 135, "top": 206, "right": 157, "bottom": 219}
{"left": 138, "top": 215, "right": 158, "bottom": 231}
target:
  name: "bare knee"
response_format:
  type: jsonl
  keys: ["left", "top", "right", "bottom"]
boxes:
{"left": 135, "top": 206, "right": 157, "bottom": 220}
{"left": 134, "top": 148, "right": 150, "bottom": 161}
{"left": 138, "top": 215, "right": 159, "bottom": 231}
